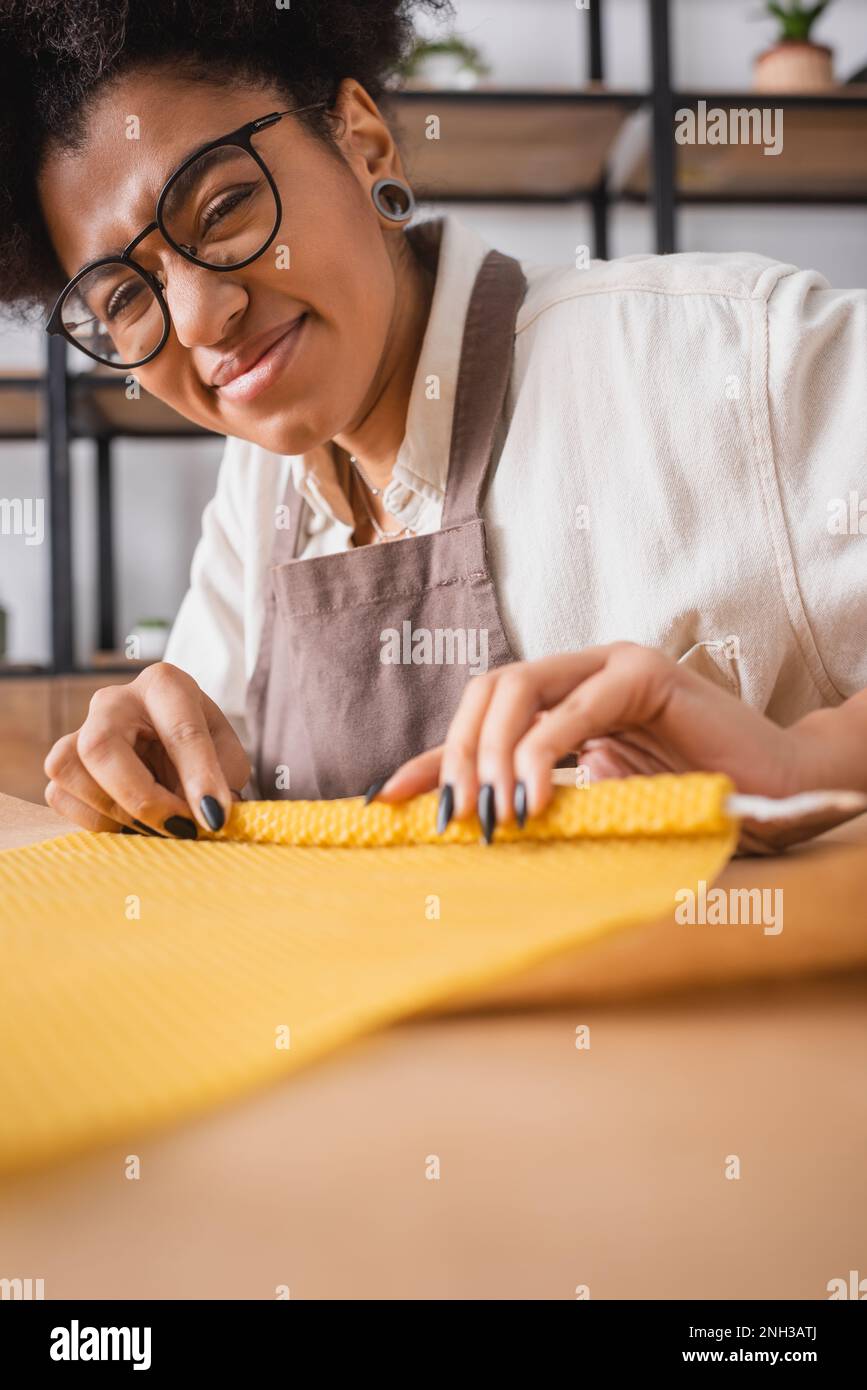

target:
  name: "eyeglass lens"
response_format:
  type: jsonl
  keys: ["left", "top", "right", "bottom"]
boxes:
{"left": 60, "top": 145, "right": 279, "bottom": 367}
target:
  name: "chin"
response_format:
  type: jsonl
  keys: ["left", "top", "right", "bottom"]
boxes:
{"left": 234, "top": 408, "right": 329, "bottom": 458}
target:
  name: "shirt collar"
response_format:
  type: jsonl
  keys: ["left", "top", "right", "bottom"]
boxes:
{"left": 290, "top": 212, "right": 493, "bottom": 530}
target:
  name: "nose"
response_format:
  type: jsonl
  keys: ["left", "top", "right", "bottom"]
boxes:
{"left": 162, "top": 257, "right": 247, "bottom": 351}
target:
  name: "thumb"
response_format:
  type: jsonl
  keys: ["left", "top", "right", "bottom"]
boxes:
{"left": 375, "top": 745, "right": 443, "bottom": 802}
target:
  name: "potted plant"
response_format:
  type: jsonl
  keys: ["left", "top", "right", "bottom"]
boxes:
{"left": 127, "top": 617, "right": 171, "bottom": 662}
{"left": 753, "top": 2, "right": 836, "bottom": 91}
{"left": 391, "top": 35, "right": 491, "bottom": 91}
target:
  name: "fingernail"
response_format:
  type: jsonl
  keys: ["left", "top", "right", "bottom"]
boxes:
{"left": 477, "top": 783, "right": 496, "bottom": 844}
{"left": 133, "top": 819, "right": 163, "bottom": 837}
{"left": 363, "top": 776, "right": 390, "bottom": 806}
{"left": 120, "top": 825, "right": 136, "bottom": 834}
{"left": 199, "top": 796, "right": 225, "bottom": 831}
{"left": 514, "top": 781, "right": 528, "bottom": 829}
{"left": 164, "top": 816, "right": 198, "bottom": 840}
{"left": 436, "top": 783, "right": 454, "bottom": 834}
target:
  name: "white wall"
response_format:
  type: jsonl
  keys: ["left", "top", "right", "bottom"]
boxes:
{"left": 1, "top": 0, "right": 865, "bottom": 666}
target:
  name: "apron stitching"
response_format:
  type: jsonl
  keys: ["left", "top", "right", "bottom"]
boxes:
{"left": 273, "top": 570, "right": 491, "bottom": 620}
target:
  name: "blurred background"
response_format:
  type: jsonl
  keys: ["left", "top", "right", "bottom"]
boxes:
{"left": 1, "top": 0, "right": 866, "bottom": 799}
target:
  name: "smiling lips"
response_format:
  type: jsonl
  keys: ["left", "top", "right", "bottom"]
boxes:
{"left": 210, "top": 313, "right": 308, "bottom": 403}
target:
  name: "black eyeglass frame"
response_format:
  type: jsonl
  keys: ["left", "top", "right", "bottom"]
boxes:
{"left": 46, "top": 103, "right": 328, "bottom": 370}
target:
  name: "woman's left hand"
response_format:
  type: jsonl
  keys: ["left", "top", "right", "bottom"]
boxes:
{"left": 372, "top": 643, "right": 806, "bottom": 827}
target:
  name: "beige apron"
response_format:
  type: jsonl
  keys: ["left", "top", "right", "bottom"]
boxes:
{"left": 246, "top": 219, "right": 530, "bottom": 800}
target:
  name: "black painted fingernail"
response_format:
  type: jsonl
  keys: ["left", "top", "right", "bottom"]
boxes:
{"left": 514, "top": 781, "right": 528, "bottom": 829}
{"left": 363, "top": 776, "right": 389, "bottom": 806}
{"left": 163, "top": 816, "right": 198, "bottom": 840}
{"left": 120, "top": 825, "right": 136, "bottom": 834}
{"left": 200, "top": 796, "right": 225, "bottom": 831}
{"left": 436, "top": 783, "right": 454, "bottom": 834}
{"left": 133, "top": 819, "right": 163, "bottom": 837}
{"left": 477, "top": 783, "right": 496, "bottom": 844}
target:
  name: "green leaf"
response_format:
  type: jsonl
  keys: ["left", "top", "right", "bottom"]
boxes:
{"left": 764, "top": 0, "right": 832, "bottom": 41}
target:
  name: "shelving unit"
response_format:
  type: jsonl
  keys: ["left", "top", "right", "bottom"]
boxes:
{"left": 1, "top": 0, "right": 866, "bottom": 683}
{"left": 25, "top": 340, "right": 216, "bottom": 678}
{"left": 1, "top": 357, "right": 215, "bottom": 680}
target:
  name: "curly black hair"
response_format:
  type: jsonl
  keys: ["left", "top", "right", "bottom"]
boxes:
{"left": 0, "top": 0, "right": 453, "bottom": 321}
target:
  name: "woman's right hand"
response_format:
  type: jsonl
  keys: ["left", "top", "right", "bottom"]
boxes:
{"left": 43, "top": 662, "right": 251, "bottom": 837}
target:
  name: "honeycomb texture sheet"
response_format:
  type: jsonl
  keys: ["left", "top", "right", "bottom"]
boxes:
{"left": 0, "top": 774, "right": 737, "bottom": 1175}
{"left": 208, "top": 773, "right": 733, "bottom": 847}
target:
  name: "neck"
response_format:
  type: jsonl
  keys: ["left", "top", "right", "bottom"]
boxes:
{"left": 332, "top": 232, "right": 436, "bottom": 494}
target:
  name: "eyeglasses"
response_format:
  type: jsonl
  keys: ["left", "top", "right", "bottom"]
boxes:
{"left": 46, "top": 103, "right": 328, "bottom": 370}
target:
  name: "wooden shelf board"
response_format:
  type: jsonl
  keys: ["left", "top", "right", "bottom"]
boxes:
{"left": 0, "top": 372, "right": 214, "bottom": 439}
{"left": 72, "top": 381, "right": 212, "bottom": 437}
{"left": 671, "top": 87, "right": 867, "bottom": 107}
{"left": 389, "top": 85, "right": 647, "bottom": 102}
{"left": 621, "top": 104, "right": 867, "bottom": 200}
{"left": 0, "top": 386, "right": 42, "bottom": 437}
{"left": 389, "top": 92, "right": 639, "bottom": 199}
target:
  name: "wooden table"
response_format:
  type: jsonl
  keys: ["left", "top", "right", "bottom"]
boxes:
{"left": 1, "top": 792, "right": 865, "bottom": 1300}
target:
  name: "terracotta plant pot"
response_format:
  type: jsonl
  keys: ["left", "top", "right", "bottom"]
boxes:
{"left": 753, "top": 39, "right": 835, "bottom": 92}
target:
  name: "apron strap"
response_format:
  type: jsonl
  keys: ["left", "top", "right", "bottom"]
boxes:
{"left": 440, "top": 247, "right": 528, "bottom": 530}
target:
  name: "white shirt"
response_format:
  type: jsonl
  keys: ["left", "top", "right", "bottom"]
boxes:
{"left": 164, "top": 212, "right": 867, "bottom": 757}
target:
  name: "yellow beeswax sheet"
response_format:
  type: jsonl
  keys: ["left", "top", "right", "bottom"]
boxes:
{"left": 0, "top": 774, "right": 737, "bottom": 1176}
{"left": 206, "top": 772, "right": 734, "bottom": 847}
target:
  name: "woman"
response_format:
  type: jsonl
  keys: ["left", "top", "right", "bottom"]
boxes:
{"left": 2, "top": 0, "right": 865, "bottom": 848}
